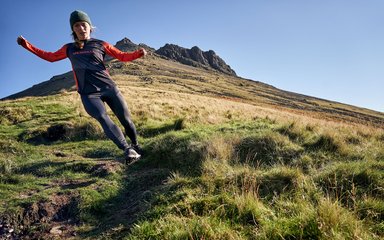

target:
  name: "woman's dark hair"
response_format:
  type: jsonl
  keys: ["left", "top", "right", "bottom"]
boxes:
{"left": 71, "top": 31, "right": 79, "bottom": 41}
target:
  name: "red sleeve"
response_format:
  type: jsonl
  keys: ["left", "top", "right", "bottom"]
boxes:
{"left": 103, "top": 42, "right": 144, "bottom": 62}
{"left": 21, "top": 39, "right": 67, "bottom": 62}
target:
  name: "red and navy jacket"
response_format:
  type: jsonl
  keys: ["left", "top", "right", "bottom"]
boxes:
{"left": 20, "top": 38, "right": 144, "bottom": 94}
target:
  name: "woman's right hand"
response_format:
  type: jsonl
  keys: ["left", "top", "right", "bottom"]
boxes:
{"left": 17, "top": 35, "right": 26, "bottom": 46}
{"left": 139, "top": 48, "right": 147, "bottom": 57}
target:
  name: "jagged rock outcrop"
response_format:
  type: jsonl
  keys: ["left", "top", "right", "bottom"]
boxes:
{"left": 114, "top": 38, "right": 139, "bottom": 52}
{"left": 155, "top": 44, "right": 236, "bottom": 76}
{"left": 115, "top": 38, "right": 155, "bottom": 52}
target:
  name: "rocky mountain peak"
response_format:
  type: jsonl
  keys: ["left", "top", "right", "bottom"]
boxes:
{"left": 155, "top": 44, "right": 236, "bottom": 76}
{"left": 114, "top": 37, "right": 155, "bottom": 52}
{"left": 110, "top": 38, "right": 236, "bottom": 75}
{"left": 114, "top": 37, "right": 139, "bottom": 52}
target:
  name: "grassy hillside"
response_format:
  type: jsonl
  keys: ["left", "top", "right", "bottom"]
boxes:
{"left": 5, "top": 54, "right": 384, "bottom": 127}
{"left": 1, "top": 54, "right": 384, "bottom": 239}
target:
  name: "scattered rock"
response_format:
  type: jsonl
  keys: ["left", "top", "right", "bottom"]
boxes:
{"left": 0, "top": 220, "right": 16, "bottom": 239}
{"left": 54, "top": 151, "right": 67, "bottom": 157}
{"left": 49, "top": 225, "right": 63, "bottom": 235}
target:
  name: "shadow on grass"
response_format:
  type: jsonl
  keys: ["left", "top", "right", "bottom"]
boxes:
{"left": 83, "top": 149, "right": 117, "bottom": 159}
{"left": 3, "top": 131, "right": 204, "bottom": 239}
{"left": 17, "top": 122, "right": 105, "bottom": 146}
{"left": 138, "top": 118, "right": 185, "bottom": 138}
{"left": 14, "top": 159, "right": 117, "bottom": 179}
{"left": 77, "top": 132, "right": 205, "bottom": 238}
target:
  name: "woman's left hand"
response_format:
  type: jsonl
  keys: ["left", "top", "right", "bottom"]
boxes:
{"left": 17, "top": 35, "right": 27, "bottom": 46}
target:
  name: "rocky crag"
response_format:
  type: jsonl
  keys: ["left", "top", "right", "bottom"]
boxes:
{"left": 156, "top": 44, "right": 236, "bottom": 76}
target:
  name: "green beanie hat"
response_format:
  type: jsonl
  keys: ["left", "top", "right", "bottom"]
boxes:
{"left": 70, "top": 10, "right": 92, "bottom": 29}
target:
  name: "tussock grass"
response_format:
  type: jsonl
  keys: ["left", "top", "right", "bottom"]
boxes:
{"left": 276, "top": 121, "right": 315, "bottom": 143}
{"left": 138, "top": 118, "right": 187, "bottom": 138}
{"left": 0, "top": 139, "right": 23, "bottom": 157}
{"left": 261, "top": 201, "right": 320, "bottom": 239}
{"left": 304, "top": 133, "right": 342, "bottom": 153}
{"left": 128, "top": 215, "right": 245, "bottom": 240}
{"left": 0, "top": 158, "right": 15, "bottom": 175}
{"left": 357, "top": 197, "right": 384, "bottom": 222}
{"left": 0, "top": 106, "right": 32, "bottom": 125}
{"left": 1, "top": 87, "right": 383, "bottom": 239}
{"left": 233, "top": 132, "right": 303, "bottom": 168}
{"left": 18, "top": 119, "right": 104, "bottom": 144}
{"left": 315, "top": 161, "right": 384, "bottom": 204}
{"left": 144, "top": 132, "right": 205, "bottom": 177}
{"left": 316, "top": 198, "right": 372, "bottom": 240}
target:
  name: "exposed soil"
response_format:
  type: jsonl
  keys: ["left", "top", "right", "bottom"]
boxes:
{"left": 1, "top": 192, "right": 79, "bottom": 240}
{"left": 0, "top": 160, "right": 124, "bottom": 239}
{"left": 89, "top": 161, "right": 123, "bottom": 177}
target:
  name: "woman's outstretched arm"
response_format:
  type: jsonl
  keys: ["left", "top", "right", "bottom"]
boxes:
{"left": 17, "top": 36, "right": 67, "bottom": 62}
{"left": 103, "top": 41, "right": 146, "bottom": 62}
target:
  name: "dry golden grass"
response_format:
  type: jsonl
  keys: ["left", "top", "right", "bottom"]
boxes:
{"left": 107, "top": 55, "right": 384, "bottom": 129}
{"left": 55, "top": 80, "right": 384, "bottom": 148}
{"left": 7, "top": 51, "right": 384, "bottom": 128}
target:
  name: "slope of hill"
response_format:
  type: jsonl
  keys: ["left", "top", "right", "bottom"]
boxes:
{"left": 4, "top": 38, "right": 384, "bottom": 127}
{"left": 1, "top": 38, "right": 383, "bottom": 239}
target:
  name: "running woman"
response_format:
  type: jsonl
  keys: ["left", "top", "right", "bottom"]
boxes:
{"left": 17, "top": 10, "right": 147, "bottom": 164}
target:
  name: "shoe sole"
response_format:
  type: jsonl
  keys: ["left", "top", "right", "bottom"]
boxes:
{"left": 125, "top": 156, "right": 140, "bottom": 165}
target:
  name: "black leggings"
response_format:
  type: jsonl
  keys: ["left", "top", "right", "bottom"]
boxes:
{"left": 81, "top": 87, "right": 137, "bottom": 150}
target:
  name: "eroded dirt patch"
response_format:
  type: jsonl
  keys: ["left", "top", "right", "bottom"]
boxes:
{"left": 89, "top": 161, "right": 123, "bottom": 177}
{"left": 1, "top": 191, "right": 79, "bottom": 239}
{"left": 1, "top": 160, "right": 124, "bottom": 239}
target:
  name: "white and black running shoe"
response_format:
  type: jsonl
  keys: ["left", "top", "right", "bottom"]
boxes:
{"left": 124, "top": 147, "right": 141, "bottom": 165}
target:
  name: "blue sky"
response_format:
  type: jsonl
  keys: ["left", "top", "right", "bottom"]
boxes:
{"left": 1, "top": 0, "right": 383, "bottom": 112}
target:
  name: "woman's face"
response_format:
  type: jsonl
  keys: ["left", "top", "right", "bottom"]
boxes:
{"left": 73, "top": 21, "right": 91, "bottom": 40}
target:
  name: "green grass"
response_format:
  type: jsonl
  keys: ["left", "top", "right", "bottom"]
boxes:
{"left": 0, "top": 94, "right": 383, "bottom": 239}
